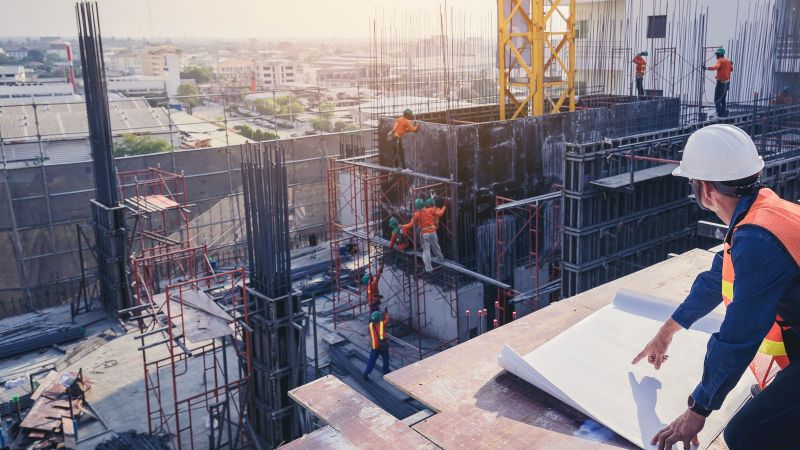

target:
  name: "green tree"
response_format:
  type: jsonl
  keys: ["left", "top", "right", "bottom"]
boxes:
{"left": 310, "top": 102, "right": 336, "bottom": 132}
{"left": 334, "top": 121, "right": 358, "bottom": 132}
{"left": 176, "top": 83, "right": 200, "bottom": 111}
{"left": 238, "top": 124, "right": 278, "bottom": 141}
{"left": 180, "top": 65, "right": 213, "bottom": 83}
{"left": 113, "top": 134, "right": 171, "bottom": 157}
{"left": 25, "top": 49, "right": 44, "bottom": 63}
{"left": 253, "top": 95, "right": 304, "bottom": 117}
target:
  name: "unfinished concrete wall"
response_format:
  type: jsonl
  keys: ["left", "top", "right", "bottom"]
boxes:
{"left": 0, "top": 130, "right": 374, "bottom": 318}
{"left": 378, "top": 97, "right": 681, "bottom": 272}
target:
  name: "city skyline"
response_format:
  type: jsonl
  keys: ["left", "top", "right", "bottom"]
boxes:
{"left": 0, "top": 0, "right": 491, "bottom": 40}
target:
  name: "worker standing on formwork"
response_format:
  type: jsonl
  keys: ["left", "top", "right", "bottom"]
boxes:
{"left": 705, "top": 48, "right": 733, "bottom": 117}
{"left": 403, "top": 197, "right": 446, "bottom": 273}
{"left": 362, "top": 265, "right": 384, "bottom": 313}
{"left": 632, "top": 51, "right": 647, "bottom": 97}
{"left": 633, "top": 125, "right": 800, "bottom": 449}
{"left": 389, "top": 108, "right": 419, "bottom": 171}
{"left": 363, "top": 310, "right": 391, "bottom": 379}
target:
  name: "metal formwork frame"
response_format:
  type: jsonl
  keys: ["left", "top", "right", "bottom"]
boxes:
{"left": 118, "top": 167, "right": 191, "bottom": 257}
{"left": 495, "top": 190, "right": 562, "bottom": 323}
{"left": 498, "top": 0, "right": 576, "bottom": 119}
{"left": 134, "top": 270, "right": 251, "bottom": 450}
{"left": 326, "top": 156, "right": 463, "bottom": 360}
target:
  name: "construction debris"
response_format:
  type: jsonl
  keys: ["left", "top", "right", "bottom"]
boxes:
{"left": 11, "top": 369, "right": 93, "bottom": 450}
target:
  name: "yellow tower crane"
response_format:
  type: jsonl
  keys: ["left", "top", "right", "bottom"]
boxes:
{"left": 498, "top": 0, "right": 576, "bottom": 119}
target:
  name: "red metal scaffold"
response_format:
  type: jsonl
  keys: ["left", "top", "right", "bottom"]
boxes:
{"left": 494, "top": 189, "right": 563, "bottom": 324}
{"left": 326, "top": 155, "right": 462, "bottom": 362}
{"left": 118, "top": 167, "right": 253, "bottom": 449}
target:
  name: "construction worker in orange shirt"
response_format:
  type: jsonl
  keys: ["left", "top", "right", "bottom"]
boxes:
{"left": 363, "top": 310, "right": 391, "bottom": 379}
{"left": 388, "top": 217, "right": 413, "bottom": 251}
{"left": 362, "top": 264, "right": 384, "bottom": 313}
{"left": 633, "top": 51, "right": 647, "bottom": 97}
{"left": 389, "top": 108, "right": 420, "bottom": 170}
{"left": 705, "top": 48, "right": 734, "bottom": 117}
{"left": 402, "top": 197, "right": 446, "bottom": 272}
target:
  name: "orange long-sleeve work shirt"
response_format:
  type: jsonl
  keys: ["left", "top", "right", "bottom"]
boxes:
{"left": 391, "top": 116, "right": 418, "bottom": 138}
{"left": 402, "top": 206, "right": 446, "bottom": 235}
{"left": 633, "top": 55, "right": 646, "bottom": 78}
{"left": 708, "top": 57, "right": 733, "bottom": 81}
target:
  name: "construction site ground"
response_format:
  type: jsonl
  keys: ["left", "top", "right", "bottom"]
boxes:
{"left": 288, "top": 247, "right": 733, "bottom": 449}
{"left": 0, "top": 266, "right": 447, "bottom": 449}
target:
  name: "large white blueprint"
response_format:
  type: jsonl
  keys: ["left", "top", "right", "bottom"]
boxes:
{"left": 499, "top": 289, "right": 753, "bottom": 449}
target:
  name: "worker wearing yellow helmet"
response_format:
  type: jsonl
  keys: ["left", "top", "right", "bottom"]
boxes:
{"left": 633, "top": 124, "right": 800, "bottom": 449}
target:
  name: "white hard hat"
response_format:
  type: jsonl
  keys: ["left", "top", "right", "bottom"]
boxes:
{"left": 672, "top": 124, "right": 764, "bottom": 181}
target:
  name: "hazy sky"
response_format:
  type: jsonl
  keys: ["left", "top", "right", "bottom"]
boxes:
{"left": 0, "top": 0, "right": 491, "bottom": 40}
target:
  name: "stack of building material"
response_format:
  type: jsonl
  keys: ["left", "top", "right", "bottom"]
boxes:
{"left": 11, "top": 370, "right": 93, "bottom": 450}
{"left": 95, "top": 431, "right": 171, "bottom": 450}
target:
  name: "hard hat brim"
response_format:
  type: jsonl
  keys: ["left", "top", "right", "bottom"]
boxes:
{"left": 671, "top": 165, "right": 687, "bottom": 178}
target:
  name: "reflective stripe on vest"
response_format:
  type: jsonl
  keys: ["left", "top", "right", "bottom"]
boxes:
{"left": 369, "top": 321, "right": 385, "bottom": 350}
{"left": 722, "top": 188, "right": 800, "bottom": 387}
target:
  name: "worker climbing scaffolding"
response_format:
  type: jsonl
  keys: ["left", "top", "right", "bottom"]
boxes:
{"left": 388, "top": 217, "right": 413, "bottom": 251}
{"left": 362, "top": 264, "right": 384, "bottom": 313}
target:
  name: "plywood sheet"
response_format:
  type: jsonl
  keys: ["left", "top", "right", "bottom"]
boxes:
{"left": 288, "top": 375, "right": 437, "bottom": 450}
{"left": 500, "top": 289, "right": 751, "bottom": 450}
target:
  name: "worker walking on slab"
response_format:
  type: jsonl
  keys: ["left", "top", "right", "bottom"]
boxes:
{"left": 632, "top": 124, "right": 800, "bottom": 450}
{"left": 389, "top": 108, "right": 419, "bottom": 170}
{"left": 388, "top": 217, "right": 413, "bottom": 251}
{"left": 705, "top": 48, "right": 733, "bottom": 117}
{"left": 403, "top": 197, "right": 446, "bottom": 272}
{"left": 362, "top": 265, "right": 384, "bottom": 313}
{"left": 632, "top": 51, "right": 647, "bottom": 97}
{"left": 363, "top": 310, "right": 391, "bottom": 379}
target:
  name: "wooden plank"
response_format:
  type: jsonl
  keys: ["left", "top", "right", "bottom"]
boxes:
{"left": 288, "top": 376, "right": 437, "bottom": 450}
{"left": 62, "top": 416, "right": 76, "bottom": 449}
{"left": 379, "top": 248, "right": 719, "bottom": 449}
{"left": 279, "top": 425, "right": 358, "bottom": 450}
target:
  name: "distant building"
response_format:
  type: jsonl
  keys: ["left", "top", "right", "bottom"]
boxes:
{"left": 214, "top": 58, "right": 254, "bottom": 86}
{"left": 5, "top": 48, "right": 29, "bottom": 59}
{"left": 0, "top": 66, "right": 26, "bottom": 84}
{"left": 105, "top": 49, "right": 142, "bottom": 76}
{"left": 140, "top": 45, "right": 179, "bottom": 77}
{"left": 254, "top": 59, "right": 296, "bottom": 90}
{"left": 0, "top": 97, "right": 177, "bottom": 167}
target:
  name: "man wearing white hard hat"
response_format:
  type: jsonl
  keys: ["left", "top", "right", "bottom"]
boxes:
{"left": 632, "top": 124, "right": 800, "bottom": 449}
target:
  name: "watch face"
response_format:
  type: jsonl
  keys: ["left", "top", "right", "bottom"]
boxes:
{"left": 688, "top": 395, "right": 695, "bottom": 408}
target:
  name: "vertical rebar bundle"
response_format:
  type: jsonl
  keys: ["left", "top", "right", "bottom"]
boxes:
{"left": 76, "top": 1, "right": 130, "bottom": 311}
{"left": 241, "top": 141, "right": 306, "bottom": 447}
{"left": 76, "top": 1, "right": 117, "bottom": 207}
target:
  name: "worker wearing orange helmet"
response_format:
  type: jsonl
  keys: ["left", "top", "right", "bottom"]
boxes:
{"left": 633, "top": 125, "right": 800, "bottom": 449}
{"left": 632, "top": 51, "right": 648, "bottom": 97}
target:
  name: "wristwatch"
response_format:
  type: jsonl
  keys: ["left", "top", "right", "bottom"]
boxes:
{"left": 688, "top": 395, "right": 712, "bottom": 417}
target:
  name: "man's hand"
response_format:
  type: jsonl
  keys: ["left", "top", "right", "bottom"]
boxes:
{"left": 652, "top": 409, "right": 704, "bottom": 450}
{"left": 632, "top": 318, "right": 682, "bottom": 369}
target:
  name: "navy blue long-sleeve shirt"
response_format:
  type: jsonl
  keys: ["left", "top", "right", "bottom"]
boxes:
{"left": 671, "top": 194, "right": 800, "bottom": 410}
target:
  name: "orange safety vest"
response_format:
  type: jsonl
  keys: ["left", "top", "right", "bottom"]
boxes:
{"left": 369, "top": 320, "right": 386, "bottom": 350}
{"left": 721, "top": 188, "right": 800, "bottom": 388}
